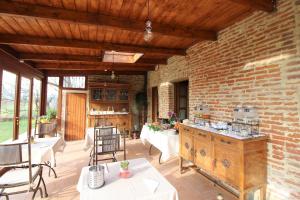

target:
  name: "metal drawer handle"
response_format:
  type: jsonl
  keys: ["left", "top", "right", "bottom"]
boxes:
{"left": 222, "top": 159, "right": 231, "bottom": 168}
{"left": 200, "top": 149, "right": 206, "bottom": 157}
{"left": 221, "top": 139, "right": 231, "bottom": 144}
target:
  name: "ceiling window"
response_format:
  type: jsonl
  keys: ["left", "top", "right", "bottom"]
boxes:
{"left": 102, "top": 51, "right": 143, "bottom": 63}
{"left": 63, "top": 76, "right": 86, "bottom": 89}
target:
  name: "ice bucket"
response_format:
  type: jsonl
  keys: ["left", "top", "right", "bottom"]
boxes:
{"left": 88, "top": 165, "right": 105, "bottom": 189}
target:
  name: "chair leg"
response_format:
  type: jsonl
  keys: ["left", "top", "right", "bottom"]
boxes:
{"left": 32, "top": 175, "right": 43, "bottom": 200}
{"left": 43, "top": 162, "right": 57, "bottom": 178}
{"left": 41, "top": 177, "right": 48, "bottom": 197}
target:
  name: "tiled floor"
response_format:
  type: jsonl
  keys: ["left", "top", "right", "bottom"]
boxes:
{"left": 10, "top": 139, "right": 238, "bottom": 200}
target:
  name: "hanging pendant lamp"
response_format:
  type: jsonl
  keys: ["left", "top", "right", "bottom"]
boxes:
{"left": 144, "top": 0, "right": 153, "bottom": 42}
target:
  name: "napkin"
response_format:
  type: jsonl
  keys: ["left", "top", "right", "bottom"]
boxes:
{"left": 143, "top": 178, "right": 159, "bottom": 193}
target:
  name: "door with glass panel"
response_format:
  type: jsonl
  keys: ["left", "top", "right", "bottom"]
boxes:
{"left": 0, "top": 70, "right": 17, "bottom": 142}
{"left": 0, "top": 70, "right": 34, "bottom": 142}
{"left": 18, "top": 77, "right": 31, "bottom": 139}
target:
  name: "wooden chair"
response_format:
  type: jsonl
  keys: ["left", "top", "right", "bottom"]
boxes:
{"left": 91, "top": 126, "right": 126, "bottom": 166}
{"left": 0, "top": 142, "right": 48, "bottom": 200}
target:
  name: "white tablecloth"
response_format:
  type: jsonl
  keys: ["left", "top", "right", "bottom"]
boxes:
{"left": 84, "top": 127, "right": 119, "bottom": 150}
{"left": 15, "top": 136, "right": 65, "bottom": 167}
{"left": 140, "top": 125, "right": 179, "bottom": 162}
{"left": 77, "top": 158, "right": 178, "bottom": 200}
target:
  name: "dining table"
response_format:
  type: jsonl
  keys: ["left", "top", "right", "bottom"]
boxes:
{"left": 77, "top": 158, "right": 179, "bottom": 200}
{"left": 140, "top": 125, "right": 179, "bottom": 163}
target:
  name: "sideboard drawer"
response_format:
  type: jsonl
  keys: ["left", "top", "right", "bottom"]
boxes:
{"left": 214, "top": 135, "right": 240, "bottom": 149}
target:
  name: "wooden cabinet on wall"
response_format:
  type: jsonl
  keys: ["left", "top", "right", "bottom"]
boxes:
{"left": 88, "top": 82, "right": 131, "bottom": 133}
{"left": 179, "top": 124, "right": 267, "bottom": 200}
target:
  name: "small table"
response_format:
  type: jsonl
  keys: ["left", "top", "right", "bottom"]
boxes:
{"left": 77, "top": 158, "right": 178, "bottom": 200}
{"left": 10, "top": 136, "right": 65, "bottom": 177}
{"left": 140, "top": 125, "right": 179, "bottom": 164}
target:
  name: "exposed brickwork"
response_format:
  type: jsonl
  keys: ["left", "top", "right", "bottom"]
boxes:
{"left": 88, "top": 75, "right": 145, "bottom": 129}
{"left": 148, "top": 0, "right": 300, "bottom": 199}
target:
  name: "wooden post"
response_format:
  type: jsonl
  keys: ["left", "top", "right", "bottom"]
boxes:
{"left": 14, "top": 74, "right": 21, "bottom": 140}
{"left": 40, "top": 76, "right": 47, "bottom": 116}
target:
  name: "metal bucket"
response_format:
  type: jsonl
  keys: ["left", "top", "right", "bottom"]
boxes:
{"left": 88, "top": 165, "right": 105, "bottom": 189}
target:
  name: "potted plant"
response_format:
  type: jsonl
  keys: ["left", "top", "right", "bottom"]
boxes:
{"left": 120, "top": 160, "right": 129, "bottom": 172}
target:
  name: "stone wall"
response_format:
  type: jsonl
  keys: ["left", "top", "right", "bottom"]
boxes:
{"left": 147, "top": 0, "right": 300, "bottom": 199}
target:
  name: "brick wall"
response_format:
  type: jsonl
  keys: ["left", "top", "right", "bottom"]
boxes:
{"left": 89, "top": 75, "right": 145, "bottom": 129}
{"left": 147, "top": 0, "right": 300, "bottom": 199}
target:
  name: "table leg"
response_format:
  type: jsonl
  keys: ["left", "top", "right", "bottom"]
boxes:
{"left": 158, "top": 152, "right": 162, "bottom": 164}
{"left": 179, "top": 157, "right": 183, "bottom": 174}
{"left": 149, "top": 144, "right": 153, "bottom": 155}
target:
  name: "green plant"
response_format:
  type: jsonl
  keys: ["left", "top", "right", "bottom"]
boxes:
{"left": 120, "top": 160, "right": 129, "bottom": 170}
{"left": 46, "top": 109, "right": 57, "bottom": 121}
{"left": 148, "top": 124, "right": 161, "bottom": 132}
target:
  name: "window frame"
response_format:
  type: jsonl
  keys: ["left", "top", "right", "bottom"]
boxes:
{"left": 62, "top": 76, "right": 87, "bottom": 90}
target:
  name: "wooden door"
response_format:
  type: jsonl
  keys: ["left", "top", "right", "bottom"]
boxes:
{"left": 152, "top": 87, "right": 158, "bottom": 122}
{"left": 194, "top": 133, "right": 212, "bottom": 173}
{"left": 65, "top": 93, "right": 86, "bottom": 141}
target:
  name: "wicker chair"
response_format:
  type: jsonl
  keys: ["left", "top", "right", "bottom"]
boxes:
{"left": 91, "top": 126, "right": 126, "bottom": 166}
{"left": 0, "top": 142, "right": 48, "bottom": 200}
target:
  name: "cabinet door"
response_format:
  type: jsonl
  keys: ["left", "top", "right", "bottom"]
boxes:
{"left": 180, "top": 132, "right": 194, "bottom": 162}
{"left": 194, "top": 133, "right": 212, "bottom": 173}
{"left": 214, "top": 143, "right": 240, "bottom": 188}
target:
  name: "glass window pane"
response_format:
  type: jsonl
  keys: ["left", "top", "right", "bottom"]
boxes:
{"left": 32, "top": 78, "right": 41, "bottom": 132}
{"left": 48, "top": 77, "right": 59, "bottom": 86}
{"left": 63, "top": 76, "right": 85, "bottom": 88}
{"left": 0, "top": 70, "right": 17, "bottom": 143}
{"left": 19, "top": 77, "right": 30, "bottom": 138}
{"left": 47, "top": 82, "right": 59, "bottom": 113}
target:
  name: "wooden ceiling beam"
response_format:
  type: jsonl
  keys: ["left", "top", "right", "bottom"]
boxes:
{"left": 0, "top": 0, "right": 217, "bottom": 40}
{"left": 0, "top": 34, "right": 185, "bottom": 56}
{"left": 36, "top": 63, "right": 155, "bottom": 71}
{"left": 45, "top": 70, "right": 146, "bottom": 76}
{"left": 19, "top": 53, "right": 167, "bottom": 65}
{"left": 229, "top": 0, "right": 275, "bottom": 12}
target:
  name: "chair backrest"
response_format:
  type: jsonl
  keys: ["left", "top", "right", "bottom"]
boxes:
{"left": 0, "top": 141, "right": 35, "bottom": 187}
{"left": 0, "top": 142, "right": 28, "bottom": 166}
{"left": 93, "top": 126, "right": 121, "bottom": 164}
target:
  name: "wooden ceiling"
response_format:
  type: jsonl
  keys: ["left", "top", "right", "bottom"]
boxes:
{"left": 0, "top": 0, "right": 275, "bottom": 75}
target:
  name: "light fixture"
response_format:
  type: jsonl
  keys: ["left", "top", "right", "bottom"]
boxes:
{"left": 19, "top": 59, "right": 24, "bottom": 63}
{"left": 111, "top": 71, "right": 116, "bottom": 80}
{"left": 111, "top": 51, "right": 116, "bottom": 80}
{"left": 144, "top": 0, "right": 153, "bottom": 42}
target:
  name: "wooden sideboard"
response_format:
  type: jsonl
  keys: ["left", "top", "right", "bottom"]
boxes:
{"left": 88, "top": 114, "right": 131, "bottom": 133}
{"left": 179, "top": 124, "right": 267, "bottom": 200}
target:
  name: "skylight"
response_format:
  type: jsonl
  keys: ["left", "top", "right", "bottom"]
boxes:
{"left": 102, "top": 51, "right": 143, "bottom": 63}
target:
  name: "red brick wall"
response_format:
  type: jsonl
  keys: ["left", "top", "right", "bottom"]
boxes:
{"left": 148, "top": 0, "right": 300, "bottom": 199}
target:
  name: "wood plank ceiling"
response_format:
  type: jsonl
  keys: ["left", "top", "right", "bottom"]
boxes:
{"left": 0, "top": 0, "right": 275, "bottom": 75}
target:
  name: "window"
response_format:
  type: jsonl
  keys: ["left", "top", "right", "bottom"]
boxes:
{"left": 175, "top": 81, "right": 189, "bottom": 121}
{"left": 0, "top": 70, "right": 17, "bottom": 142}
{"left": 32, "top": 78, "right": 41, "bottom": 130}
{"left": 63, "top": 76, "right": 86, "bottom": 89}
{"left": 47, "top": 77, "right": 59, "bottom": 112}
{"left": 18, "top": 77, "right": 30, "bottom": 138}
